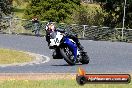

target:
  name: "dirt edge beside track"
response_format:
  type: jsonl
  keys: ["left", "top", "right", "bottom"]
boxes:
{"left": 0, "top": 73, "right": 76, "bottom": 80}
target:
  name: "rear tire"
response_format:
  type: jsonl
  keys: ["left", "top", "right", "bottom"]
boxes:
{"left": 60, "top": 47, "right": 76, "bottom": 65}
{"left": 80, "top": 52, "right": 90, "bottom": 64}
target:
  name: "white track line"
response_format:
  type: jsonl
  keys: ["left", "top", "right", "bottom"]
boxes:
{"left": 0, "top": 52, "right": 50, "bottom": 67}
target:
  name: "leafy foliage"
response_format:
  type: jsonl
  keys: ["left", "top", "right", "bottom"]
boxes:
{"left": 0, "top": 0, "right": 12, "bottom": 30}
{"left": 95, "top": 0, "right": 132, "bottom": 28}
{"left": 0, "top": 0, "right": 12, "bottom": 17}
{"left": 24, "top": 0, "right": 81, "bottom": 23}
{"left": 73, "top": 4, "right": 104, "bottom": 25}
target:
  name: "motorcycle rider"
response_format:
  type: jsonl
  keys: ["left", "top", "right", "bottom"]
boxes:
{"left": 45, "top": 22, "right": 84, "bottom": 52}
{"left": 45, "top": 22, "right": 56, "bottom": 46}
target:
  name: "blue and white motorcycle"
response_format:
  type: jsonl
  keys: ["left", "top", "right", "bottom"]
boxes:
{"left": 49, "top": 30, "right": 90, "bottom": 65}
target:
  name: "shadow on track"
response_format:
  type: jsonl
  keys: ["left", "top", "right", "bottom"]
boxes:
{"left": 51, "top": 63, "right": 85, "bottom": 66}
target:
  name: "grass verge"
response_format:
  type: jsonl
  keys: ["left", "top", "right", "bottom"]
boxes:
{"left": 0, "top": 48, "right": 34, "bottom": 64}
{"left": 0, "top": 79, "right": 131, "bottom": 88}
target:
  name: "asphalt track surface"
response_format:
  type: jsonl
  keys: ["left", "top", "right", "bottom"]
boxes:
{"left": 0, "top": 34, "right": 132, "bottom": 73}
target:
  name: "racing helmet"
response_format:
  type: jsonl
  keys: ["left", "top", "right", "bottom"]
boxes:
{"left": 48, "top": 23, "right": 56, "bottom": 32}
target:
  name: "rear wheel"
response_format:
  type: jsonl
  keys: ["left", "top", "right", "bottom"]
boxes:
{"left": 80, "top": 52, "right": 90, "bottom": 64}
{"left": 60, "top": 47, "right": 76, "bottom": 65}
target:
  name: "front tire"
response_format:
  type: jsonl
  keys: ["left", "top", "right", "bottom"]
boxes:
{"left": 52, "top": 48, "right": 63, "bottom": 59}
{"left": 60, "top": 47, "right": 76, "bottom": 65}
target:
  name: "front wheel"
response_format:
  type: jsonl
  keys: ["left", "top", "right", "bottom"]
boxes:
{"left": 60, "top": 47, "right": 76, "bottom": 65}
{"left": 52, "top": 48, "right": 63, "bottom": 59}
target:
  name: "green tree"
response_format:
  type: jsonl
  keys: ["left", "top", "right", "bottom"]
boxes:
{"left": 0, "top": 0, "right": 12, "bottom": 16}
{"left": 95, "top": 0, "right": 132, "bottom": 28}
{"left": 72, "top": 4, "right": 104, "bottom": 25}
{"left": 0, "top": 0, "right": 12, "bottom": 30}
{"left": 24, "top": 0, "right": 81, "bottom": 23}
{"left": 12, "top": 0, "right": 30, "bottom": 5}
